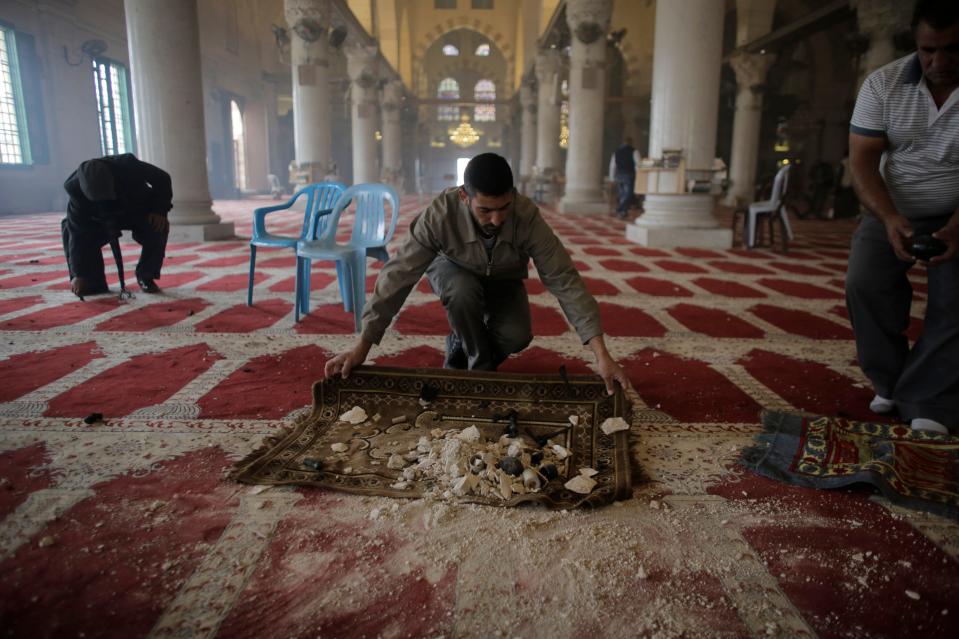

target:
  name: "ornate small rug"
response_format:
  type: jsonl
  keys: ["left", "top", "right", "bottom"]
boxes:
{"left": 742, "top": 410, "right": 959, "bottom": 518}
{"left": 232, "top": 366, "right": 633, "bottom": 509}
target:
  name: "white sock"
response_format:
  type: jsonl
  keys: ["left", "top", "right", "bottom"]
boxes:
{"left": 910, "top": 418, "right": 949, "bottom": 435}
{"left": 869, "top": 395, "right": 895, "bottom": 414}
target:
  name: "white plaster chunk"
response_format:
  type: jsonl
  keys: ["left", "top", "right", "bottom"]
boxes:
{"left": 339, "top": 406, "right": 368, "bottom": 424}
{"left": 457, "top": 425, "right": 482, "bottom": 443}
{"left": 552, "top": 444, "right": 570, "bottom": 460}
{"left": 387, "top": 454, "right": 408, "bottom": 470}
{"left": 452, "top": 473, "right": 479, "bottom": 496}
{"left": 330, "top": 443, "right": 349, "bottom": 453}
{"left": 600, "top": 417, "right": 630, "bottom": 435}
{"left": 507, "top": 442, "right": 523, "bottom": 458}
{"left": 568, "top": 415, "right": 580, "bottom": 426}
{"left": 579, "top": 467, "right": 599, "bottom": 477}
{"left": 565, "top": 475, "right": 597, "bottom": 495}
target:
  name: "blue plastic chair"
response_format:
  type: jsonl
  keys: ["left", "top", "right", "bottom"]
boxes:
{"left": 294, "top": 183, "right": 401, "bottom": 331}
{"left": 246, "top": 182, "right": 345, "bottom": 306}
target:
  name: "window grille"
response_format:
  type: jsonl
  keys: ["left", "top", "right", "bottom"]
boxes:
{"left": 0, "top": 27, "right": 30, "bottom": 164}
{"left": 92, "top": 58, "right": 135, "bottom": 156}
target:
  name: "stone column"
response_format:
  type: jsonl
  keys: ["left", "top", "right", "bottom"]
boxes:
{"left": 285, "top": 0, "right": 333, "bottom": 183}
{"left": 533, "top": 49, "right": 563, "bottom": 176}
{"left": 852, "top": 0, "right": 913, "bottom": 87}
{"left": 725, "top": 51, "right": 773, "bottom": 206}
{"left": 627, "top": 0, "right": 730, "bottom": 248}
{"left": 519, "top": 78, "right": 537, "bottom": 187}
{"left": 346, "top": 42, "right": 380, "bottom": 185}
{"left": 559, "top": 0, "right": 612, "bottom": 214}
{"left": 380, "top": 79, "right": 404, "bottom": 191}
{"left": 123, "top": 0, "right": 233, "bottom": 240}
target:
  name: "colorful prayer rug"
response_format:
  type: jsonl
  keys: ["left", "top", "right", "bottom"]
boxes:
{"left": 232, "top": 365, "right": 633, "bottom": 509}
{"left": 742, "top": 410, "right": 959, "bottom": 518}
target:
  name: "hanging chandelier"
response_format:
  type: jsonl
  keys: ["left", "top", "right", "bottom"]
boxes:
{"left": 448, "top": 113, "right": 481, "bottom": 148}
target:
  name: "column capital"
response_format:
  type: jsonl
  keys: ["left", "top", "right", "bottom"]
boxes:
{"left": 728, "top": 51, "right": 773, "bottom": 90}
{"left": 345, "top": 41, "right": 379, "bottom": 88}
{"left": 535, "top": 48, "right": 564, "bottom": 83}
{"left": 381, "top": 79, "right": 403, "bottom": 111}
{"left": 851, "top": 0, "right": 911, "bottom": 37}
{"left": 284, "top": 0, "right": 331, "bottom": 40}
{"left": 520, "top": 83, "right": 536, "bottom": 109}
{"left": 566, "top": 0, "right": 612, "bottom": 45}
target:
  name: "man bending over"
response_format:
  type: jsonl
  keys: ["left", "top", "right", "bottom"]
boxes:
{"left": 324, "top": 153, "right": 630, "bottom": 395}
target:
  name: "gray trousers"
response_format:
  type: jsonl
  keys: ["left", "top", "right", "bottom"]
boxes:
{"left": 426, "top": 257, "right": 533, "bottom": 371}
{"left": 845, "top": 214, "right": 959, "bottom": 428}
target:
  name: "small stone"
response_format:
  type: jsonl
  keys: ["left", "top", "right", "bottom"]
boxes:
{"left": 637, "top": 565, "right": 647, "bottom": 579}
{"left": 38, "top": 536, "right": 55, "bottom": 548}
{"left": 452, "top": 473, "right": 478, "bottom": 496}
{"left": 649, "top": 499, "right": 660, "bottom": 509}
{"left": 522, "top": 468, "right": 541, "bottom": 492}
{"left": 390, "top": 480, "right": 410, "bottom": 490}
{"left": 372, "top": 413, "right": 381, "bottom": 422}
{"left": 430, "top": 428, "right": 445, "bottom": 439}
{"left": 551, "top": 444, "right": 570, "bottom": 460}
{"left": 330, "top": 443, "right": 349, "bottom": 453}
{"left": 391, "top": 414, "right": 407, "bottom": 425}
{"left": 338, "top": 406, "right": 368, "bottom": 424}
{"left": 600, "top": 417, "right": 629, "bottom": 435}
{"left": 387, "top": 454, "right": 408, "bottom": 470}
{"left": 402, "top": 466, "right": 416, "bottom": 481}
{"left": 497, "top": 456, "right": 524, "bottom": 476}
{"left": 578, "top": 467, "right": 598, "bottom": 477}
{"left": 507, "top": 442, "right": 523, "bottom": 458}
{"left": 343, "top": 467, "right": 353, "bottom": 474}
{"left": 568, "top": 415, "right": 580, "bottom": 426}
{"left": 564, "top": 475, "right": 596, "bottom": 495}
{"left": 905, "top": 590, "right": 920, "bottom": 601}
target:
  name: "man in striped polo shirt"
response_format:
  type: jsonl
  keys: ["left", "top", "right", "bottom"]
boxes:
{"left": 846, "top": 0, "right": 959, "bottom": 434}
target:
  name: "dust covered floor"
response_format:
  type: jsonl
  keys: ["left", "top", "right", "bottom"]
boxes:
{"left": 0, "top": 197, "right": 956, "bottom": 638}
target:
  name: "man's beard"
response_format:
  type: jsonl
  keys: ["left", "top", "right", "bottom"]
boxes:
{"left": 479, "top": 223, "right": 499, "bottom": 237}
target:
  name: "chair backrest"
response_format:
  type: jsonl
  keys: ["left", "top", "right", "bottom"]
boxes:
{"left": 769, "top": 164, "right": 791, "bottom": 206}
{"left": 300, "top": 181, "right": 346, "bottom": 240}
{"left": 319, "top": 183, "right": 401, "bottom": 249}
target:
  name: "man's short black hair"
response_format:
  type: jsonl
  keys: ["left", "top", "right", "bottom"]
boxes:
{"left": 463, "top": 153, "right": 513, "bottom": 197}
{"left": 912, "top": 0, "right": 959, "bottom": 33}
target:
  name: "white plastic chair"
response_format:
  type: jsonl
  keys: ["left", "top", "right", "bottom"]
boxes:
{"left": 746, "top": 164, "right": 793, "bottom": 250}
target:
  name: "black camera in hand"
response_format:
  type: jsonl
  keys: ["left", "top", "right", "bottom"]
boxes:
{"left": 908, "top": 234, "right": 947, "bottom": 261}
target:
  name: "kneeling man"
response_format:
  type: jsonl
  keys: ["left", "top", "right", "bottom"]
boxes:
{"left": 325, "top": 153, "right": 630, "bottom": 394}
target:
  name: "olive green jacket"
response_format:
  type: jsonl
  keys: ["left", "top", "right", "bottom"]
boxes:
{"left": 360, "top": 188, "right": 602, "bottom": 346}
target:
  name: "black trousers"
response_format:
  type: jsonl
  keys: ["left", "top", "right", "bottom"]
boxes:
{"left": 845, "top": 214, "right": 958, "bottom": 428}
{"left": 61, "top": 216, "right": 168, "bottom": 288}
{"left": 426, "top": 257, "right": 533, "bottom": 371}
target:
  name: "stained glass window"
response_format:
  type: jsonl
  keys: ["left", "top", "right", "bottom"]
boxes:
{"left": 473, "top": 79, "right": 495, "bottom": 122}
{"left": 437, "top": 77, "right": 460, "bottom": 121}
{"left": 442, "top": 44, "right": 459, "bottom": 56}
{"left": 475, "top": 43, "right": 490, "bottom": 56}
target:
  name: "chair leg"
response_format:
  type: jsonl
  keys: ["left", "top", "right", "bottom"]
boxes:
{"left": 294, "top": 256, "right": 304, "bottom": 322}
{"left": 247, "top": 245, "right": 257, "bottom": 306}
{"left": 348, "top": 253, "right": 366, "bottom": 334}
{"left": 335, "top": 262, "right": 352, "bottom": 313}
{"left": 298, "top": 258, "right": 312, "bottom": 315}
{"left": 747, "top": 212, "right": 756, "bottom": 249}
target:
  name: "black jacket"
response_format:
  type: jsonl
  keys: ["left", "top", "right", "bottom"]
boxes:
{"left": 64, "top": 153, "right": 173, "bottom": 236}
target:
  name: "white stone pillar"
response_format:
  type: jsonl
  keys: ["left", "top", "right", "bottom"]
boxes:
{"left": 519, "top": 79, "right": 537, "bottom": 185}
{"left": 559, "top": 0, "right": 612, "bottom": 215}
{"left": 285, "top": 0, "right": 333, "bottom": 181}
{"left": 123, "top": 0, "right": 233, "bottom": 240}
{"left": 627, "top": 0, "right": 730, "bottom": 248}
{"left": 725, "top": 51, "right": 773, "bottom": 206}
{"left": 533, "top": 49, "right": 563, "bottom": 176}
{"left": 380, "top": 79, "right": 404, "bottom": 191}
{"left": 852, "top": 0, "right": 912, "bottom": 87}
{"left": 346, "top": 42, "right": 379, "bottom": 185}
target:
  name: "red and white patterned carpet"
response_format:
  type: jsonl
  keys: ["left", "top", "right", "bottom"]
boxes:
{"left": 0, "top": 196, "right": 956, "bottom": 638}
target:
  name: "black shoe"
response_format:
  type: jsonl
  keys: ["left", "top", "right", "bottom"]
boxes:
{"left": 444, "top": 333, "right": 467, "bottom": 369}
{"left": 137, "top": 277, "right": 161, "bottom": 294}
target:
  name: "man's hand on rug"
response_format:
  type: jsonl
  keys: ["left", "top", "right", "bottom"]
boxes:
{"left": 588, "top": 335, "right": 632, "bottom": 396}
{"left": 325, "top": 339, "right": 373, "bottom": 379}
